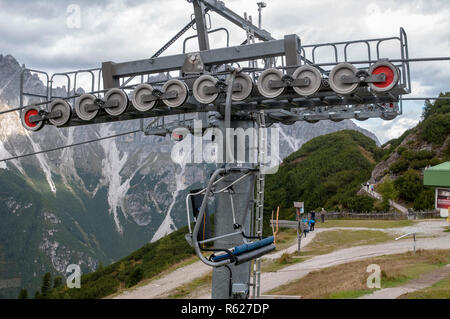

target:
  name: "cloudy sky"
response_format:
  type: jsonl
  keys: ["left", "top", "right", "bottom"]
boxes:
{"left": 1, "top": 0, "right": 449, "bottom": 143}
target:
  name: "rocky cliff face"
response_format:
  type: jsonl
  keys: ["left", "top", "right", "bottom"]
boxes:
{"left": 0, "top": 53, "right": 380, "bottom": 297}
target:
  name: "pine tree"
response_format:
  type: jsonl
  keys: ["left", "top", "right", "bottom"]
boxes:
{"left": 378, "top": 176, "right": 398, "bottom": 211}
{"left": 18, "top": 288, "right": 28, "bottom": 299}
{"left": 53, "top": 276, "right": 63, "bottom": 289}
{"left": 41, "top": 272, "right": 52, "bottom": 298}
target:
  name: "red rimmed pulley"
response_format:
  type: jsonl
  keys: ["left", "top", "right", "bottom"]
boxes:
{"left": 21, "top": 107, "right": 45, "bottom": 132}
{"left": 368, "top": 61, "right": 399, "bottom": 93}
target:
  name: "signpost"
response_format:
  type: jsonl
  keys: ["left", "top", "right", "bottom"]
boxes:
{"left": 294, "top": 202, "right": 304, "bottom": 252}
{"left": 436, "top": 188, "right": 450, "bottom": 218}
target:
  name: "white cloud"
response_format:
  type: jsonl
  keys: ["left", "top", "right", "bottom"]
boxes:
{"left": 1, "top": 0, "right": 449, "bottom": 143}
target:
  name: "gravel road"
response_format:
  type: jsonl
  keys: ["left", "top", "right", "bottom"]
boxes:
{"left": 114, "top": 220, "right": 449, "bottom": 299}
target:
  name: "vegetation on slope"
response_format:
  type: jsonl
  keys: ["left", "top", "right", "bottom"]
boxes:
{"left": 264, "top": 130, "right": 381, "bottom": 225}
{"left": 31, "top": 226, "right": 195, "bottom": 299}
{"left": 376, "top": 93, "right": 450, "bottom": 210}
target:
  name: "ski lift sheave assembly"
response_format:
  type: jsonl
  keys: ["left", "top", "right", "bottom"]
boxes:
{"left": 13, "top": 0, "right": 449, "bottom": 299}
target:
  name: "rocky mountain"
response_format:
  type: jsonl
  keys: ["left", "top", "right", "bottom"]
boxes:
{"left": 368, "top": 95, "right": 449, "bottom": 210}
{"left": 0, "top": 53, "right": 380, "bottom": 298}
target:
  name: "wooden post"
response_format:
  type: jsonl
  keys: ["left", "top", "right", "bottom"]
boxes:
{"left": 273, "top": 207, "right": 279, "bottom": 244}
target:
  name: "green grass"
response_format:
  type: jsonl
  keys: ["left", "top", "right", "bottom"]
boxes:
{"left": 327, "top": 289, "right": 374, "bottom": 299}
{"left": 399, "top": 275, "right": 450, "bottom": 299}
{"left": 316, "top": 219, "right": 416, "bottom": 229}
{"left": 273, "top": 228, "right": 299, "bottom": 251}
{"left": 261, "top": 253, "right": 307, "bottom": 273}
{"left": 263, "top": 228, "right": 394, "bottom": 273}
{"left": 50, "top": 225, "right": 196, "bottom": 299}
{"left": 303, "top": 229, "right": 395, "bottom": 256}
{"left": 269, "top": 249, "right": 450, "bottom": 299}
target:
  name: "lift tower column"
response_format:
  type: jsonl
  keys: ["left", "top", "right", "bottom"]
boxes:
{"left": 212, "top": 119, "right": 255, "bottom": 299}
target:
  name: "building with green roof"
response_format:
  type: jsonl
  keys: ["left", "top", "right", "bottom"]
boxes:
{"left": 424, "top": 162, "right": 450, "bottom": 218}
{"left": 424, "top": 162, "right": 450, "bottom": 187}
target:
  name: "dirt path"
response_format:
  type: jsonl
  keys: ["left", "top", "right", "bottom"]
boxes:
{"left": 359, "top": 264, "right": 450, "bottom": 299}
{"left": 114, "top": 260, "right": 211, "bottom": 299}
{"left": 197, "top": 221, "right": 449, "bottom": 298}
{"left": 263, "top": 229, "right": 319, "bottom": 260}
{"left": 360, "top": 185, "right": 408, "bottom": 214}
{"left": 115, "top": 220, "right": 447, "bottom": 299}
{"left": 259, "top": 233, "right": 450, "bottom": 295}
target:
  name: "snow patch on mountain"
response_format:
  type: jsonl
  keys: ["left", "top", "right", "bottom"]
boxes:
{"left": 151, "top": 146, "right": 190, "bottom": 242}
{"left": 27, "top": 134, "right": 57, "bottom": 193}
{"left": 99, "top": 124, "right": 129, "bottom": 233}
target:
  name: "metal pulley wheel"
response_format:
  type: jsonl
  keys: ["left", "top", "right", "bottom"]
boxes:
{"left": 230, "top": 72, "right": 254, "bottom": 101}
{"left": 193, "top": 75, "right": 219, "bottom": 104}
{"left": 381, "top": 109, "right": 398, "bottom": 121}
{"left": 104, "top": 88, "right": 129, "bottom": 116}
{"left": 292, "top": 65, "right": 322, "bottom": 97}
{"left": 75, "top": 93, "right": 98, "bottom": 121}
{"left": 162, "top": 79, "right": 189, "bottom": 108}
{"left": 329, "top": 63, "right": 359, "bottom": 95}
{"left": 368, "top": 60, "right": 399, "bottom": 93}
{"left": 257, "top": 68, "right": 284, "bottom": 99}
{"left": 21, "top": 106, "right": 45, "bottom": 131}
{"left": 48, "top": 99, "right": 72, "bottom": 127}
{"left": 132, "top": 84, "right": 157, "bottom": 112}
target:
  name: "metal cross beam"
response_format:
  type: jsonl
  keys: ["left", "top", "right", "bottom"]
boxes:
{"left": 198, "top": 0, "right": 273, "bottom": 41}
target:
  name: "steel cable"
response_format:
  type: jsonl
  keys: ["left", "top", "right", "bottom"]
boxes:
{"left": 0, "top": 129, "right": 141, "bottom": 163}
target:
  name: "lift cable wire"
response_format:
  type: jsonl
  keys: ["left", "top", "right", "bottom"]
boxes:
{"left": 0, "top": 129, "right": 141, "bottom": 163}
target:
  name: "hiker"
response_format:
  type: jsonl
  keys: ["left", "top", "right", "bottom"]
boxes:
{"left": 366, "top": 182, "right": 370, "bottom": 192}
{"left": 309, "top": 212, "right": 316, "bottom": 231}
{"left": 320, "top": 208, "right": 326, "bottom": 223}
{"left": 302, "top": 217, "right": 309, "bottom": 237}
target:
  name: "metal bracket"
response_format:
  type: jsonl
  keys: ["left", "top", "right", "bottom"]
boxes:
{"left": 269, "top": 77, "right": 310, "bottom": 89}
{"left": 29, "top": 110, "right": 63, "bottom": 123}
{"left": 341, "top": 73, "right": 386, "bottom": 84}
{"left": 85, "top": 99, "right": 119, "bottom": 112}
{"left": 141, "top": 90, "right": 179, "bottom": 103}
{"left": 204, "top": 82, "right": 242, "bottom": 95}
{"left": 182, "top": 52, "right": 205, "bottom": 74}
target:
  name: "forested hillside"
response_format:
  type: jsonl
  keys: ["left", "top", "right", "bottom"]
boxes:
{"left": 371, "top": 93, "right": 450, "bottom": 210}
{"left": 264, "top": 130, "right": 381, "bottom": 222}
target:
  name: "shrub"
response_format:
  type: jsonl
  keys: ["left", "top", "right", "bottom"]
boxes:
{"left": 420, "top": 113, "right": 450, "bottom": 145}
{"left": 394, "top": 170, "right": 423, "bottom": 202}
{"left": 413, "top": 188, "right": 435, "bottom": 211}
{"left": 390, "top": 159, "right": 409, "bottom": 174}
{"left": 127, "top": 267, "right": 144, "bottom": 288}
{"left": 410, "top": 159, "right": 429, "bottom": 170}
{"left": 378, "top": 177, "right": 398, "bottom": 211}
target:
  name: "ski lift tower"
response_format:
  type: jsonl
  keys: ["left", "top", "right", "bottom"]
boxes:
{"left": 18, "top": 0, "right": 416, "bottom": 299}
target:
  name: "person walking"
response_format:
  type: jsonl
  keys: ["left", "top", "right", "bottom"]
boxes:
{"left": 309, "top": 212, "right": 316, "bottom": 231}
{"left": 302, "top": 217, "right": 309, "bottom": 237}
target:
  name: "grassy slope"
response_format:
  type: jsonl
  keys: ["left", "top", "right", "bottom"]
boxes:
{"left": 376, "top": 93, "right": 450, "bottom": 210}
{"left": 399, "top": 274, "right": 450, "bottom": 299}
{"left": 50, "top": 225, "right": 195, "bottom": 299}
{"left": 270, "top": 249, "right": 450, "bottom": 298}
{"left": 264, "top": 130, "right": 380, "bottom": 235}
